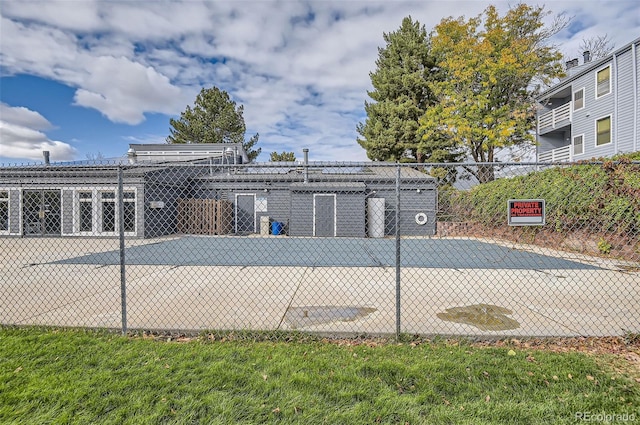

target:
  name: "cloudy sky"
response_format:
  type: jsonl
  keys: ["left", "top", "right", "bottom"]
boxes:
{"left": 1, "top": 1, "right": 638, "bottom": 164}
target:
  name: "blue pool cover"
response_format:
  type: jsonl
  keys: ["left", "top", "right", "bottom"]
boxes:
{"left": 54, "top": 236, "right": 600, "bottom": 270}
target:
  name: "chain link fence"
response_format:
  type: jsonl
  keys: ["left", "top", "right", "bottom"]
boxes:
{"left": 1, "top": 159, "right": 639, "bottom": 338}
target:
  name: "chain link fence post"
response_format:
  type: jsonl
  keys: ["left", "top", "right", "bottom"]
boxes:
{"left": 395, "top": 164, "right": 401, "bottom": 340}
{"left": 118, "top": 166, "right": 127, "bottom": 335}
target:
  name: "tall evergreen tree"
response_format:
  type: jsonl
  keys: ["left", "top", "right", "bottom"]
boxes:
{"left": 270, "top": 151, "right": 296, "bottom": 162}
{"left": 167, "top": 87, "right": 261, "bottom": 162}
{"left": 357, "top": 16, "right": 454, "bottom": 163}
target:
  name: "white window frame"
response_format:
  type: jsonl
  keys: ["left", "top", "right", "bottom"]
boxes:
{"left": 313, "top": 193, "right": 337, "bottom": 237}
{"left": 73, "top": 187, "right": 137, "bottom": 236}
{"left": 99, "top": 191, "right": 117, "bottom": 234}
{"left": 0, "top": 189, "right": 9, "bottom": 235}
{"left": 122, "top": 191, "right": 137, "bottom": 234}
{"left": 595, "top": 65, "right": 612, "bottom": 99}
{"left": 77, "top": 191, "right": 94, "bottom": 233}
{"left": 572, "top": 134, "right": 584, "bottom": 156}
{"left": 572, "top": 87, "right": 585, "bottom": 111}
{"left": 595, "top": 115, "right": 612, "bottom": 147}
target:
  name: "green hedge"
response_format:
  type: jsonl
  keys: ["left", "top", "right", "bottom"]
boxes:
{"left": 449, "top": 152, "right": 640, "bottom": 237}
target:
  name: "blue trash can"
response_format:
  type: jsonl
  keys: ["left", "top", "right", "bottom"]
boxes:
{"left": 271, "top": 221, "right": 284, "bottom": 235}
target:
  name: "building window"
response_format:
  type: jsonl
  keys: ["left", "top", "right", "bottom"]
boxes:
{"left": 573, "top": 134, "right": 584, "bottom": 155}
{"left": 77, "top": 189, "right": 136, "bottom": 234}
{"left": 0, "top": 191, "right": 8, "bottom": 231}
{"left": 78, "top": 191, "right": 93, "bottom": 232}
{"left": 596, "top": 116, "right": 612, "bottom": 146}
{"left": 101, "top": 192, "right": 116, "bottom": 232}
{"left": 573, "top": 88, "right": 584, "bottom": 111}
{"left": 596, "top": 66, "right": 611, "bottom": 98}
{"left": 123, "top": 191, "right": 136, "bottom": 233}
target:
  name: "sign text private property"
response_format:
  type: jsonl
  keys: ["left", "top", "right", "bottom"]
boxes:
{"left": 508, "top": 199, "right": 545, "bottom": 226}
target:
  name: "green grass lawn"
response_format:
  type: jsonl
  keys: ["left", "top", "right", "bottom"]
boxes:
{"left": 1, "top": 328, "right": 638, "bottom": 424}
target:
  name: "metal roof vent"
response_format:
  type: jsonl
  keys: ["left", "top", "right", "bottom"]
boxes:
{"left": 127, "top": 147, "right": 137, "bottom": 164}
{"left": 565, "top": 58, "right": 579, "bottom": 70}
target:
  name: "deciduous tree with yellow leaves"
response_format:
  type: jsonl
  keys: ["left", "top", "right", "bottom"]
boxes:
{"left": 419, "top": 4, "right": 566, "bottom": 182}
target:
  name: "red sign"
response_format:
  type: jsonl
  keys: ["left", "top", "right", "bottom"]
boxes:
{"left": 508, "top": 199, "right": 545, "bottom": 226}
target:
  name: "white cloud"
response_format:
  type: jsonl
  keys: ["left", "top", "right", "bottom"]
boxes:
{"left": 0, "top": 1, "right": 104, "bottom": 32}
{"left": 0, "top": 103, "right": 53, "bottom": 131}
{"left": 0, "top": 104, "right": 76, "bottom": 162}
{"left": 73, "top": 56, "right": 186, "bottom": 124}
{"left": 0, "top": 14, "right": 188, "bottom": 126}
{"left": 123, "top": 134, "right": 169, "bottom": 145}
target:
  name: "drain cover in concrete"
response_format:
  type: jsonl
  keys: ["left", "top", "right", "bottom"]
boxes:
{"left": 436, "top": 304, "right": 520, "bottom": 331}
{"left": 284, "top": 306, "right": 377, "bottom": 329}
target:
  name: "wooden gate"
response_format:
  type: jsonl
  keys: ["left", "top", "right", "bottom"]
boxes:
{"left": 177, "top": 199, "right": 233, "bottom": 235}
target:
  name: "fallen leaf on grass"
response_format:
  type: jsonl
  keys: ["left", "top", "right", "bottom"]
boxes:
{"left": 586, "top": 375, "right": 595, "bottom": 381}
{"left": 262, "top": 374, "right": 268, "bottom": 381}
{"left": 485, "top": 395, "right": 491, "bottom": 402}
{"left": 507, "top": 350, "right": 516, "bottom": 356}
{"left": 13, "top": 367, "right": 22, "bottom": 373}
{"left": 272, "top": 407, "right": 280, "bottom": 414}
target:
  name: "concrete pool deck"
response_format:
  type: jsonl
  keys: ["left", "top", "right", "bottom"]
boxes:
{"left": 1, "top": 236, "right": 639, "bottom": 337}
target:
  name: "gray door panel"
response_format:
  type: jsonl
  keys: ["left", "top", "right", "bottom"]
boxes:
{"left": 314, "top": 194, "right": 335, "bottom": 237}
{"left": 236, "top": 194, "right": 256, "bottom": 234}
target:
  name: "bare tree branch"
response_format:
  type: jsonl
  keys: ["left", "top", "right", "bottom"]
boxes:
{"left": 579, "top": 34, "right": 615, "bottom": 60}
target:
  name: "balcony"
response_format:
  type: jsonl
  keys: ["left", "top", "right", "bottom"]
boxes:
{"left": 538, "top": 145, "right": 571, "bottom": 162}
{"left": 538, "top": 103, "right": 572, "bottom": 133}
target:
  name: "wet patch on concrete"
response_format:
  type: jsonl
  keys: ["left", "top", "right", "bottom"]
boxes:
{"left": 284, "top": 306, "right": 377, "bottom": 329}
{"left": 436, "top": 304, "right": 520, "bottom": 331}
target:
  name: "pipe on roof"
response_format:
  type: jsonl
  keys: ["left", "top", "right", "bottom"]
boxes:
{"left": 303, "top": 148, "right": 309, "bottom": 184}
